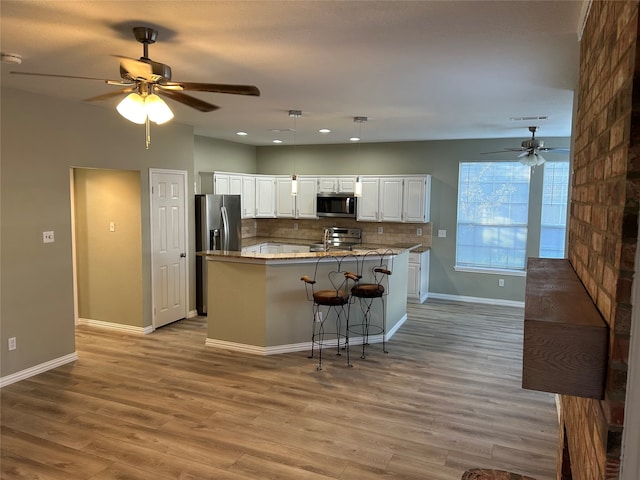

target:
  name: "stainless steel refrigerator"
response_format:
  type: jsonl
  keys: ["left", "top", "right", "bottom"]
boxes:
{"left": 195, "top": 194, "right": 241, "bottom": 315}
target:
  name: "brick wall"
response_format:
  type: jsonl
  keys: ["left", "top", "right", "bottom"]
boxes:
{"left": 564, "top": 1, "right": 639, "bottom": 479}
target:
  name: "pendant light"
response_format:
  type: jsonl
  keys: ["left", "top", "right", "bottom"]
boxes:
{"left": 116, "top": 83, "right": 175, "bottom": 149}
{"left": 352, "top": 116, "right": 367, "bottom": 197}
{"left": 289, "top": 110, "right": 302, "bottom": 196}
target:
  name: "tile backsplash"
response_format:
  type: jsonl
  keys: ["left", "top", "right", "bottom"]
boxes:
{"left": 242, "top": 218, "right": 431, "bottom": 247}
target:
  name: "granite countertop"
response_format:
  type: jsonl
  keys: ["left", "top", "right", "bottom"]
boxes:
{"left": 198, "top": 247, "right": 407, "bottom": 262}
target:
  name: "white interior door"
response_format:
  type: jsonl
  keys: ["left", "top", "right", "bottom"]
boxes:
{"left": 150, "top": 169, "right": 188, "bottom": 328}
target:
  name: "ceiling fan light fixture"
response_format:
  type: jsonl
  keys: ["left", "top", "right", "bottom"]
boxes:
{"left": 519, "top": 152, "right": 545, "bottom": 167}
{"left": 145, "top": 94, "right": 174, "bottom": 124}
{"left": 116, "top": 93, "right": 147, "bottom": 124}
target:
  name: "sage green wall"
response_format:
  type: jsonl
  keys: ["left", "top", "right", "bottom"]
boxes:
{"left": 74, "top": 169, "right": 143, "bottom": 327}
{"left": 0, "top": 87, "right": 195, "bottom": 378}
{"left": 194, "top": 135, "right": 257, "bottom": 175}
{"left": 256, "top": 139, "right": 570, "bottom": 302}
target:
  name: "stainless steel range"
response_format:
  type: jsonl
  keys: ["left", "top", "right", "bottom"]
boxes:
{"left": 310, "top": 227, "right": 362, "bottom": 252}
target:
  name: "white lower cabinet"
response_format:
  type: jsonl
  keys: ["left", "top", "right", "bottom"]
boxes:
{"left": 280, "top": 244, "right": 311, "bottom": 253}
{"left": 242, "top": 244, "right": 261, "bottom": 254}
{"left": 407, "top": 250, "right": 430, "bottom": 304}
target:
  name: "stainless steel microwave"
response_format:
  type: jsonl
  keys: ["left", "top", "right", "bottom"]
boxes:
{"left": 316, "top": 193, "right": 357, "bottom": 218}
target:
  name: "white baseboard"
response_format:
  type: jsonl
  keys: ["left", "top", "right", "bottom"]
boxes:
{"left": 0, "top": 352, "right": 78, "bottom": 388}
{"left": 205, "top": 316, "right": 406, "bottom": 356}
{"left": 187, "top": 309, "right": 199, "bottom": 318}
{"left": 78, "top": 318, "right": 154, "bottom": 335}
{"left": 426, "top": 292, "right": 524, "bottom": 308}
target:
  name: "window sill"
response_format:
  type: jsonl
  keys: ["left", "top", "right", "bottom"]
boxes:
{"left": 453, "top": 266, "right": 527, "bottom": 277}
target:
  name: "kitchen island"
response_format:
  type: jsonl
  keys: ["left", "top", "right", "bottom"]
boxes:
{"left": 199, "top": 248, "right": 409, "bottom": 355}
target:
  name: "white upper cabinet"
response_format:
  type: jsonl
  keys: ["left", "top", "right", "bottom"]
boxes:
{"left": 275, "top": 176, "right": 296, "bottom": 217}
{"left": 379, "top": 177, "right": 404, "bottom": 222}
{"left": 358, "top": 175, "right": 431, "bottom": 223}
{"left": 202, "top": 172, "right": 430, "bottom": 223}
{"left": 276, "top": 176, "right": 317, "bottom": 218}
{"left": 213, "top": 172, "right": 230, "bottom": 194}
{"left": 241, "top": 175, "right": 256, "bottom": 218}
{"left": 296, "top": 176, "right": 318, "bottom": 218}
{"left": 255, "top": 176, "right": 276, "bottom": 217}
{"left": 318, "top": 176, "right": 356, "bottom": 193}
{"left": 403, "top": 175, "right": 431, "bottom": 223}
{"left": 357, "top": 177, "right": 381, "bottom": 222}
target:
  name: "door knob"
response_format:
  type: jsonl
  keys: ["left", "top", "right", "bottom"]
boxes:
{"left": 180, "top": 253, "right": 186, "bottom": 258}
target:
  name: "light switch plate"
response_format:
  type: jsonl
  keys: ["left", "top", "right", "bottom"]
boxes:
{"left": 438, "top": 229, "right": 447, "bottom": 238}
{"left": 43, "top": 231, "right": 55, "bottom": 243}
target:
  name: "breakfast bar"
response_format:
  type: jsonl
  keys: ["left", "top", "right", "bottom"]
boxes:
{"left": 199, "top": 248, "right": 409, "bottom": 355}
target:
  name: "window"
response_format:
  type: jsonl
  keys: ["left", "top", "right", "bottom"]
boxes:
{"left": 456, "top": 162, "right": 530, "bottom": 271}
{"left": 539, "top": 162, "right": 569, "bottom": 258}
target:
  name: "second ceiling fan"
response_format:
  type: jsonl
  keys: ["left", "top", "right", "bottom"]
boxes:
{"left": 484, "top": 126, "right": 570, "bottom": 166}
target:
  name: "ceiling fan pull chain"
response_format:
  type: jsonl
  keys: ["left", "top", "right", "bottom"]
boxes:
{"left": 145, "top": 117, "right": 151, "bottom": 150}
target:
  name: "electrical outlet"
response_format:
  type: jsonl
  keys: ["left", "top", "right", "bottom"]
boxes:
{"left": 8, "top": 337, "right": 16, "bottom": 351}
{"left": 42, "top": 231, "right": 55, "bottom": 243}
{"left": 438, "top": 229, "right": 447, "bottom": 238}
{"left": 314, "top": 312, "right": 323, "bottom": 323}
{"left": 293, "top": 223, "right": 298, "bottom": 231}
{"left": 499, "top": 278, "right": 505, "bottom": 287}
{"left": 417, "top": 228, "right": 423, "bottom": 236}
{"left": 377, "top": 226, "right": 384, "bottom": 234}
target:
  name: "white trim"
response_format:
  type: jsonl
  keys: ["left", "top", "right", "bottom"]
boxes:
{"left": 78, "top": 318, "right": 155, "bottom": 335}
{"left": 69, "top": 169, "right": 79, "bottom": 326}
{"left": 187, "top": 309, "right": 199, "bottom": 319}
{"left": 204, "top": 315, "right": 406, "bottom": 356}
{"left": 427, "top": 292, "right": 525, "bottom": 308}
{"left": 0, "top": 352, "right": 78, "bottom": 388}
{"left": 453, "top": 265, "right": 527, "bottom": 277}
{"left": 577, "top": 0, "right": 593, "bottom": 41}
{"left": 620, "top": 219, "right": 640, "bottom": 480}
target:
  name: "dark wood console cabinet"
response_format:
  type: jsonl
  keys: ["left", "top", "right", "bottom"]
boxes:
{"left": 522, "top": 257, "right": 608, "bottom": 399}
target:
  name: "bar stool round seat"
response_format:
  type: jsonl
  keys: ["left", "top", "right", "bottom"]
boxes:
{"left": 351, "top": 283, "right": 385, "bottom": 298}
{"left": 313, "top": 289, "right": 350, "bottom": 305}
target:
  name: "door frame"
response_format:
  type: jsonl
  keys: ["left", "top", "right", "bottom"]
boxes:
{"left": 149, "top": 168, "right": 189, "bottom": 329}
{"left": 621, "top": 219, "right": 640, "bottom": 480}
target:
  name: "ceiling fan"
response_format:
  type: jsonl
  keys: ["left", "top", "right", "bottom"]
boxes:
{"left": 11, "top": 27, "right": 260, "bottom": 147}
{"left": 483, "top": 126, "right": 570, "bottom": 166}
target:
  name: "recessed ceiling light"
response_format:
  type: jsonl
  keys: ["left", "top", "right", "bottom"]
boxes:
{"left": 319, "top": 128, "right": 331, "bottom": 134}
{"left": 236, "top": 131, "right": 248, "bottom": 136}
{"left": 273, "top": 139, "right": 283, "bottom": 144}
{"left": 1, "top": 52, "right": 22, "bottom": 64}
{"left": 350, "top": 137, "right": 360, "bottom": 142}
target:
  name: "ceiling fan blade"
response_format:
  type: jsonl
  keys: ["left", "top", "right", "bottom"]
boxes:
{"left": 481, "top": 148, "right": 526, "bottom": 155}
{"left": 539, "top": 147, "right": 570, "bottom": 153}
{"left": 113, "top": 55, "right": 153, "bottom": 79}
{"left": 84, "top": 88, "right": 135, "bottom": 102}
{"left": 518, "top": 151, "right": 533, "bottom": 158}
{"left": 176, "top": 82, "right": 260, "bottom": 96}
{"left": 10, "top": 71, "right": 117, "bottom": 82}
{"left": 158, "top": 89, "right": 220, "bottom": 112}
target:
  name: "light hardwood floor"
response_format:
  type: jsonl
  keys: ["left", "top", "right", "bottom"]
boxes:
{"left": 1, "top": 299, "right": 558, "bottom": 480}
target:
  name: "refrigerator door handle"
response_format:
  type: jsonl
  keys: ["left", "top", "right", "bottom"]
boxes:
{"left": 221, "top": 206, "right": 230, "bottom": 251}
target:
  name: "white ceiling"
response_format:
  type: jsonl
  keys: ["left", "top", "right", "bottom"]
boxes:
{"left": 0, "top": 0, "right": 584, "bottom": 147}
